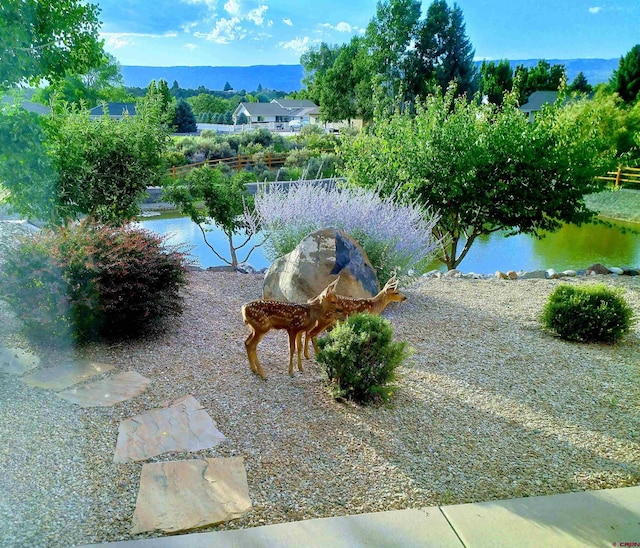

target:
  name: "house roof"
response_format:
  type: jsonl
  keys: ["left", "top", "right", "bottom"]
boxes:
{"left": 235, "top": 100, "right": 318, "bottom": 118}
{"left": 271, "top": 99, "right": 317, "bottom": 109}
{"left": 89, "top": 102, "right": 137, "bottom": 116}
{"left": 519, "top": 91, "right": 559, "bottom": 112}
{"left": 1, "top": 96, "right": 51, "bottom": 115}
{"left": 236, "top": 102, "right": 293, "bottom": 116}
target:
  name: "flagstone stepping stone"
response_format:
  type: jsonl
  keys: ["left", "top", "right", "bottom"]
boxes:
{"left": 57, "top": 371, "right": 150, "bottom": 407}
{"left": 0, "top": 346, "right": 40, "bottom": 375}
{"left": 22, "top": 361, "right": 115, "bottom": 391}
{"left": 130, "top": 457, "right": 252, "bottom": 535}
{"left": 113, "top": 395, "right": 226, "bottom": 463}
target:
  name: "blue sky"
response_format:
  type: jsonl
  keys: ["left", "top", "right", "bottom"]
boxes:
{"left": 98, "top": 0, "right": 640, "bottom": 67}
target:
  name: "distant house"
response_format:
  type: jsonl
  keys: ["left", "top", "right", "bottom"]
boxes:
{"left": 89, "top": 102, "right": 137, "bottom": 120}
{"left": 1, "top": 96, "right": 51, "bottom": 115}
{"left": 519, "top": 91, "right": 558, "bottom": 123}
{"left": 233, "top": 99, "right": 317, "bottom": 129}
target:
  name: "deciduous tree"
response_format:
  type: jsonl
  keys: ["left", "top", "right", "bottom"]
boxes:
{"left": 320, "top": 38, "right": 363, "bottom": 123}
{"left": 0, "top": 0, "right": 103, "bottom": 89}
{"left": 163, "top": 167, "right": 262, "bottom": 267}
{"left": 480, "top": 60, "right": 513, "bottom": 105}
{"left": 300, "top": 43, "right": 342, "bottom": 105}
{"left": 341, "top": 87, "right": 615, "bottom": 270}
{"left": 3, "top": 99, "right": 170, "bottom": 226}
{"left": 365, "top": 0, "right": 421, "bottom": 111}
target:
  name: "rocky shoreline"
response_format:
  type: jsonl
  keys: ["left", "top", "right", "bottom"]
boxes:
{"left": 423, "top": 263, "right": 639, "bottom": 281}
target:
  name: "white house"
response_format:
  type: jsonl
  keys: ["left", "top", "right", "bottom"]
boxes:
{"left": 233, "top": 99, "right": 317, "bottom": 129}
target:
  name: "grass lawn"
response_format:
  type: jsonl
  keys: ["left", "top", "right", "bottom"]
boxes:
{"left": 585, "top": 188, "right": 640, "bottom": 223}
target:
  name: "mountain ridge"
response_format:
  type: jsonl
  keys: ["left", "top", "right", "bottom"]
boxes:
{"left": 122, "top": 58, "right": 619, "bottom": 93}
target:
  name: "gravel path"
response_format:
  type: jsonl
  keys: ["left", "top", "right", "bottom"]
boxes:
{"left": 1, "top": 270, "right": 639, "bottom": 546}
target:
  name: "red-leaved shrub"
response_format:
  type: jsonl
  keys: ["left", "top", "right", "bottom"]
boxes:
{"left": 0, "top": 221, "right": 189, "bottom": 343}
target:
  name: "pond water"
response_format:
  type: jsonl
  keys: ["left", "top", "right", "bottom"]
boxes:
{"left": 137, "top": 213, "right": 640, "bottom": 274}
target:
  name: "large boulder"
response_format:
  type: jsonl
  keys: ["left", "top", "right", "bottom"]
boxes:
{"left": 263, "top": 227, "right": 379, "bottom": 303}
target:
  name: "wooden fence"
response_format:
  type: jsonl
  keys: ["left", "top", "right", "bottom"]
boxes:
{"left": 597, "top": 166, "right": 640, "bottom": 189}
{"left": 167, "top": 152, "right": 289, "bottom": 179}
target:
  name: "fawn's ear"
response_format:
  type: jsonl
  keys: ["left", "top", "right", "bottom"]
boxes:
{"left": 385, "top": 275, "right": 398, "bottom": 289}
{"left": 324, "top": 277, "right": 340, "bottom": 294}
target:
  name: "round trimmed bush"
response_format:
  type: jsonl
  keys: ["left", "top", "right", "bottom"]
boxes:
{"left": 316, "top": 313, "right": 410, "bottom": 404}
{"left": 541, "top": 283, "right": 634, "bottom": 343}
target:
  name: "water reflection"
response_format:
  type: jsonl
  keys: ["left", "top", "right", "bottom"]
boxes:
{"left": 136, "top": 212, "right": 270, "bottom": 270}
{"left": 138, "top": 213, "right": 640, "bottom": 274}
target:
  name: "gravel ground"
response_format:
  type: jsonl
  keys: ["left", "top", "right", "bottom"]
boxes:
{"left": 1, "top": 269, "right": 639, "bottom": 546}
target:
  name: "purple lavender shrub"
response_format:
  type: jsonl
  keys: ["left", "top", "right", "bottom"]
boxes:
{"left": 252, "top": 181, "right": 441, "bottom": 282}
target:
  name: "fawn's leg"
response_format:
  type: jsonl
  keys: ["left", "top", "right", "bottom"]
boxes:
{"left": 295, "top": 331, "right": 304, "bottom": 372}
{"left": 303, "top": 332, "right": 312, "bottom": 359}
{"left": 305, "top": 322, "right": 326, "bottom": 359}
{"left": 287, "top": 330, "right": 296, "bottom": 376}
{"left": 246, "top": 330, "right": 267, "bottom": 379}
{"left": 244, "top": 330, "right": 257, "bottom": 374}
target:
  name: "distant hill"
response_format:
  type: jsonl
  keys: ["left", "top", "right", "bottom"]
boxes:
{"left": 122, "top": 58, "right": 619, "bottom": 93}
{"left": 121, "top": 64, "right": 304, "bottom": 92}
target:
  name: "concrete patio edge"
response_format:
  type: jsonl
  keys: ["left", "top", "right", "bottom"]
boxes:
{"left": 83, "top": 486, "right": 640, "bottom": 547}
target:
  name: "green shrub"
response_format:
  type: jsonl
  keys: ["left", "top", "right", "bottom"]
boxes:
{"left": 316, "top": 314, "right": 410, "bottom": 404}
{"left": 163, "top": 150, "right": 189, "bottom": 169}
{"left": 0, "top": 222, "right": 189, "bottom": 344}
{"left": 285, "top": 148, "right": 311, "bottom": 168}
{"left": 541, "top": 283, "right": 634, "bottom": 343}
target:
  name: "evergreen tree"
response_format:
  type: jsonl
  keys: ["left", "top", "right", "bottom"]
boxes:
{"left": 610, "top": 44, "right": 640, "bottom": 103}
{"left": 223, "top": 81, "right": 233, "bottom": 92}
{"left": 436, "top": 3, "right": 478, "bottom": 96}
{"left": 173, "top": 99, "right": 197, "bottom": 133}
{"left": 170, "top": 80, "right": 180, "bottom": 96}
{"left": 410, "top": 0, "right": 478, "bottom": 100}
{"left": 568, "top": 72, "right": 592, "bottom": 94}
{"left": 237, "top": 112, "right": 248, "bottom": 125}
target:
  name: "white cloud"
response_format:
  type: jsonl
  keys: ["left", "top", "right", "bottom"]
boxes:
{"left": 279, "top": 36, "right": 312, "bottom": 54}
{"left": 194, "top": 17, "right": 246, "bottom": 43}
{"left": 319, "top": 21, "right": 356, "bottom": 33}
{"left": 184, "top": 43, "right": 198, "bottom": 50}
{"left": 588, "top": 6, "right": 602, "bottom": 13}
{"left": 182, "top": 0, "right": 217, "bottom": 7}
{"left": 101, "top": 31, "right": 178, "bottom": 49}
{"left": 247, "top": 5, "right": 270, "bottom": 26}
{"left": 224, "top": 0, "right": 240, "bottom": 16}
{"left": 181, "top": 22, "right": 199, "bottom": 34}
{"left": 334, "top": 22, "right": 352, "bottom": 33}
{"left": 283, "top": 18, "right": 293, "bottom": 26}
{"left": 104, "top": 35, "right": 134, "bottom": 49}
